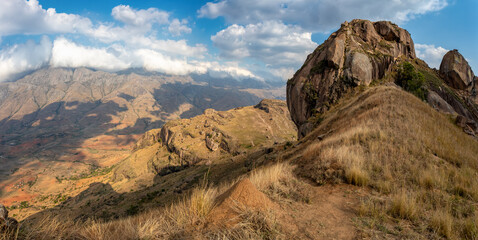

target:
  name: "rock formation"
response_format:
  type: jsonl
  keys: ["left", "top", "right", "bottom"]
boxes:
{"left": 287, "top": 19, "right": 416, "bottom": 137}
{"left": 439, "top": 50, "right": 475, "bottom": 91}
{"left": 0, "top": 204, "right": 18, "bottom": 234}
{"left": 132, "top": 129, "right": 162, "bottom": 151}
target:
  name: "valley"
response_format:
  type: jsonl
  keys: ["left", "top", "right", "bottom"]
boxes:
{"left": 0, "top": 68, "right": 285, "bottom": 219}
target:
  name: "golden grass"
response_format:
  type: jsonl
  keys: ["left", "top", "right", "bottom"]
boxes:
{"left": 249, "top": 162, "right": 292, "bottom": 191}
{"left": 345, "top": 165, "right": 369, "bottom": 186}
{"left": 389, "top": 191, "right": 417, "bottom": 220}
{"left": 430, "top": 210, "right": 454, "bottom": 239}
{"left": 461, "top": 216, "right": 478, "bottom": 240}
{"left": 296, "top": 86, "right": 478, "bottom": 238}
{"left": 12, "top": 162, "right": 295, "bottom": 240}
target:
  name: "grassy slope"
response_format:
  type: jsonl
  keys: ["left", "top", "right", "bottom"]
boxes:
{"left": 295, "top": 85, "right": 478, "bottom": 239}
{"left": 3, "top": 85, "right": 478, "bottom": 239}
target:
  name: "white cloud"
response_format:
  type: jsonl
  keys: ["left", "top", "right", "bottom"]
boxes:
{"left": 112, "top": 5, "right": 169, "bottom": 27}
{"left": 415, "top": 43, "right": 448, "bottom": 69}
{"left": 0, "top": 0, "right": 91, "bottom": 36}
{"left": 199, "top": 0, "right": 448, "bottom": 32}
{"left": 268, "top": 67, "right": 296, "bottom": 80}
{"left": 128, "top": 37, "right": 206, "bottom": 58}
{"left": 0, "top": 35, "right": 261, "bottom": 82}
{"left": 0, "top": 2, "right": 225, "bottom": 82}
{"left": 211, "top": 21, "right": 317, "bottom": 67}
{"left": 196, "top": 61, "right": 261, "bottom": 80}
{"left": 169, "top": 19, "right": 192, "bottom": 36}
{"left": 0, "top": 36, "right": 51, "bottom": 81}
{"left": 50, "top": 38, "right": 130, "bottom": 71}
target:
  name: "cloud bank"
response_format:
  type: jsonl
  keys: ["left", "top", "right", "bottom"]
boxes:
{"left": 0, "top": 36, "right": 51, "bottom": 81}
{"left": 199, "top": 0, "right": 448, "bottom": 32}
{"left": 0, "top": 0, "right": 257, "bottom": 82}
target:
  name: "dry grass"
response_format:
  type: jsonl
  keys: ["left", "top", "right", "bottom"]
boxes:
{"left": 249, "top": 163, "right": 292, "bottom": 191}
{"left": 389, "top": 191, "right": 417, "bottom": 220}
{"left": 249, "top": 162, "right": 309, "bottom": 203}
{"left": 210, "top": 207, "right": 283, "bottom": 240}
{"left": 296, "top": 86, "right": 478, "bottom": 238}
{"left": 429, "top": 210, "right": 454, "bottom": 239}
{"left": 461, "top": 216, "right": 478, "bottom": 240}
{"left": 345, "top": 165, "right": 369, "bottom": 186}
{"left": 11, "top": 162, "right": 295, "bottom": 240}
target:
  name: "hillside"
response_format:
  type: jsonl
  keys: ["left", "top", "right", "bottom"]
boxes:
{"left": 0, "top": 67, "right": 285, "bottom": 217}
{"left": 10, "top": 85, "right": 477, "bottom": 239}
{"left": 1, "top": 19, "right": 478, "bottom": 240}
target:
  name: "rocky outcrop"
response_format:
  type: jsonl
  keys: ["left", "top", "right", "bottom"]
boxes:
{"left": 427, "top": 91, "right": 456, "bottom": 114}
{"left": 287, "top": 19, "right": 416, "bottom": 138}
{"left": 439, "top": 50, "right": 475, "bottom": 91}
{"left": 0, "top": 204, "right": 18, "bottom": 235}
{"left": 205, "top": 131, "right": 221, "bottom": 151}
{"left": 132, "top": 129, "right": 162, "bottom": 151}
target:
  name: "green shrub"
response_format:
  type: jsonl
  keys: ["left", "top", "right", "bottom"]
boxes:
{"left": 395, "top": 62, "right": 428, "bottom": 101}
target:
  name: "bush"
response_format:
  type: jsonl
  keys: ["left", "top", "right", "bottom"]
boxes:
{"left": 395, "top": 62, "right": 427, "bottom": 101}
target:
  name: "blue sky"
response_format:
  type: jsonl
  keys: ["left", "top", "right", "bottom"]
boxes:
{"left": 0, "top": 0, "right": 476, "bottom": 82}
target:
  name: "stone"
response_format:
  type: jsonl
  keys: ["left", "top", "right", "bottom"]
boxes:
{"left": 427, "top": 91, "right": 456, "bottom": 114}
{"left": 439, "top": 50, "right": 475, "bottom": 91}
{"left": 205, "top": 131, "right": 220, "bottom": 151}
{"left": 345, "top": 52, "right": 373, "bottom": 85}
{"left": 132, "top": 129, "right": 162, "bottom": 151}
{"left": 0, "top": 204, "right": 7, "bottom": 224}
{"left": 287, "top": 19, "right": 416, "bottom": 138}
{"left": 0, "top": 204, "right": 18, "bottom": 234}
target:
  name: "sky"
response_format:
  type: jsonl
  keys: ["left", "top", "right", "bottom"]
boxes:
{"left": 0, "top": 0, "right": 476, "bottom": 83}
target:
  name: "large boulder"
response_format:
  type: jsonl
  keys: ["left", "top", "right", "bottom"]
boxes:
{"left": 287, "top": 19, "right": 416, "bottom": 138}
{"left": 439, "top": 50, "right": 475, "bottom": 91}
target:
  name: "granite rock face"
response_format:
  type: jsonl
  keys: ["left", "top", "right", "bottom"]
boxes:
{"left": 287, "top": 19, "right": 416, "bottom": 138}
{"left": 440, "top": 50, "right": 475, "bottom": 91}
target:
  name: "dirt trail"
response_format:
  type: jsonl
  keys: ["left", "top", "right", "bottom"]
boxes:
{"left": 283, "top": 184, "right": 361, "bottom": 240}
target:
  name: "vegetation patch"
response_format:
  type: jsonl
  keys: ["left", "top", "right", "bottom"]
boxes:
{"left": 395, "top": 62, "right": 428, "bottom": 101}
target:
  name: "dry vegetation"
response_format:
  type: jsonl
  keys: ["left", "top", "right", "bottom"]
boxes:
{"left": 3, "top": 163, "right": 296, "bottom": 240}
{"left": 297, "top": 85, "right": 478, "bottom": 239}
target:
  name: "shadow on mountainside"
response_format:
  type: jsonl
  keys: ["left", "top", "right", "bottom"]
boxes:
{"left": 0, "top": 81, "right": 268, "bottom": 219}
{"left": 152, "top": 83, "right": 261, "bottom": 119}
{"left": 21, "top": 143, "right": 280, "bottom": 226}
{"left": 0, "top": 101, "right": 128, "bottom": 179}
